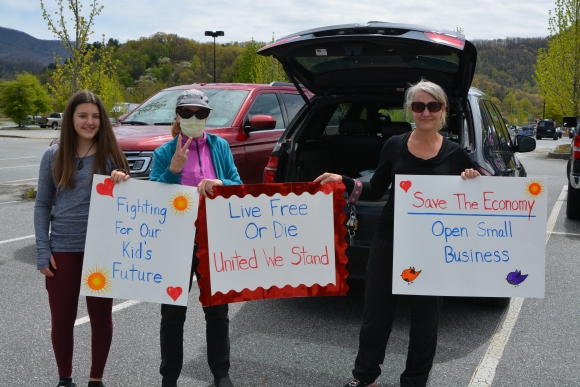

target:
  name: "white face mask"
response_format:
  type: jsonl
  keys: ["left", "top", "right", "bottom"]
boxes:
{"left": 180, "top": 116, "right": 206, "bottom": 138}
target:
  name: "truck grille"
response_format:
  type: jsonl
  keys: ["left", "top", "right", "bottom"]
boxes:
{"left": 123, "top": 151, "right": 153, "bottom": 178}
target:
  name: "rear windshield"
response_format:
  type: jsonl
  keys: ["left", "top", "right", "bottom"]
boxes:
{"left": 123, "top": 88, "right": 249, "bottom": 127}
{"left": 296, "top": 54, "right": 460, "bottom": 74}
{"left": 538, "top": 121, "right": 554, "bottom": 129}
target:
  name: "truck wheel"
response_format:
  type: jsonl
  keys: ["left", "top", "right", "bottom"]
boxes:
{"left": 471, "top": 297, "right": 510, "bottom": 308}
{"left": 52, "top": 122, "right": 58, "bottom": 130}
{"left": 566, "top": 181, "right": 580, "bottom": 219}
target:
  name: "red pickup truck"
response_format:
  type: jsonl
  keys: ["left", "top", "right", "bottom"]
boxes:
{"left": 116, "top": 82, "right": 311, "bottom": 184}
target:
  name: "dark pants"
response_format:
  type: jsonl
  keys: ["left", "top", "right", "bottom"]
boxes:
{"left": 46, "top": 252, "right": 113, "bottom": 379}
{"left": 352, "top": 237, "right": 441, "bottom": 387}
{"left": 160, "top": 247, "right": 230, "bottom": 386}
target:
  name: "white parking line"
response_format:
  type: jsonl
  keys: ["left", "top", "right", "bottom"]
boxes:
{"left": 74, "top": 300, "right": 142, "bottom": 326}
{"left": 0, "top": 235, "right": 35, "bottom": 244}
{"left": 0, "top": 164, "right": 39, "bottom": 169}
{"left": 74, "top": 277, "right": 197, "bottom": 326}
{"left": 468, "top": 185, "right": 568, "bottom": 387}
{"left": 0, "top": 177, "right": 38, "bottom": 185}
{"left": 0, "top": 156, "right": 38, "bottom": 161}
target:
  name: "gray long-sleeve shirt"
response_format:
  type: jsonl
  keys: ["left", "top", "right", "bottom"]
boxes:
{"left": 34, "top": 145, "right": 111, "bottom": 269}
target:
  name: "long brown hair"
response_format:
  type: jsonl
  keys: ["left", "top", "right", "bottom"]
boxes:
{"left": 54, "top": 90, "right": 129, "bottom": 188}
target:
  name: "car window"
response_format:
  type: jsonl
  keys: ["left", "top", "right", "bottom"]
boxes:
{"left": 324, "top": 103, "right": 351, "bottom": 135}
{"left": 281, "top": 93, "right": 307, "bottom": 122}
{"left": 480, "top": 100, "right": 514, "bottom": 172}
{"left": 247, "top": 93, "right": 284, "bottom": 129}
{"left": 50, "top": 113, "right": 59, "bottom": 118}
{"left": 123, "top": 88, "right": 249, "bottom": 127}
{"left": 538, "top": 121, "right": 554, "bottom": 129}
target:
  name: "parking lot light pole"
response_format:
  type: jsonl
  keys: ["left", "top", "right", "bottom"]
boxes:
{"left": 205, "top": 30, "right": 224, "bottom": 83}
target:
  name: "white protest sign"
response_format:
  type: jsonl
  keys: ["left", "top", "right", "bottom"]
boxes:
{"left": 393, "top": 175, "right": 546, "bottom": 298}
{"left": 81, "top": 175, "right": 198, "bottom": 306}
{"left": 205, "top": 192, "right": 336, "bottom": 295}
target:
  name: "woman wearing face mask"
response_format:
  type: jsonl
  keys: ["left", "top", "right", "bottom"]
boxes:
{"left": 149, "top": 89, "right": 242, "bottom": 387}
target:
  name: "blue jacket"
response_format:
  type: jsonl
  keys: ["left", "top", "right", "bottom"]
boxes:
{"left": 149, "top": 133, "right": 242, "bottom": 185}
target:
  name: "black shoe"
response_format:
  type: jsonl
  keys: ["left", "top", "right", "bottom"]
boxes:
{"left": 88, "top": 382, "right": 105, "bottom": 387}
{"left": 215, "top": 375, "right": 234, "bottom": 387}
{"left": 343, "top": 379, "right": 377, "bottom": 387}
{"left": 56, "top": 378, "right": 76, "bottom": 387}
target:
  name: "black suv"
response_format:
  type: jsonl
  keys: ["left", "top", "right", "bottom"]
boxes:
{"left": 536, "top": 119, "right": 558, "bottom": 140}
{"left": 259, "top": 23, "right": 536, "bottom": 302}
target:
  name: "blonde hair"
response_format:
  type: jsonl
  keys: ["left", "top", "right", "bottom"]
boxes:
{"left": 404, "top": 79, "right": 448, "bottom": 131}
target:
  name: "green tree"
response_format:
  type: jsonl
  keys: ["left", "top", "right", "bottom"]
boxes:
{"left": 0, "top": 73, "right": 51, "bottom": 127}
{"left": 233, "top": 36, "right": 287, "bottom": 83}
{"left": 534, "top": 0, "right": 580, "bottom": 117}
{"left": 40, "top": 0, "right": 120, "bottom": 110}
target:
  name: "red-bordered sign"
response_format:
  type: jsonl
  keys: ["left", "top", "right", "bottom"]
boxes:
{"left": 195, "top": 182, "right": 349, "bottom": 306}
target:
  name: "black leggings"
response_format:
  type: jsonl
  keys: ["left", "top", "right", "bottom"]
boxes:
{"left": 160, "top": 248, "right": 230, "bottom": 385}
{"left": 352, "top": 236, "right": 441, "bottom": 387}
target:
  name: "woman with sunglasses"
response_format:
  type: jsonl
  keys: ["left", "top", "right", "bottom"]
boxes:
{"left": 315, "top": 80, "right": 480, "bottom": 387}
{"left": 149, "top": 89, "right": 241, "bottom": 387}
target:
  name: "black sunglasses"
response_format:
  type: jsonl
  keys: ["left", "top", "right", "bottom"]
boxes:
{"left": 410, "top": 102, "right": 444, "bottom": 113}
{"left": 176, "top": 109, "right": 210, "bottom": 120}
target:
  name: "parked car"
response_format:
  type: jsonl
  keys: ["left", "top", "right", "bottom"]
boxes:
{"left": 46, "top": 112, "right": 64, "bottom": 129}
{"left": 536, "top": 119, "right": 558, "bottom": 140}
{"left": 563, "top": 116, "right": 577, "bottom": 138}
{"left": 114, "top": 82, "right": 312, "bottom": 183}
{"left": 521, "top": 122, "right": 536, "bottom": 136}
{"left": 259, "top": 22, "right": 536, "bottom": 306}
{"left": 566, "top": 117, "right": 580, "bottom": 219}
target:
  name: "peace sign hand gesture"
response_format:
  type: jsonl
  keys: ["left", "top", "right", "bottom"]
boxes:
{"left": 169, "top": 135, "right": 193, "bottom": 174}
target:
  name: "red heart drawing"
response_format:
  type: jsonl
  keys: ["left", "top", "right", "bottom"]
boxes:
{"left": 96, "top": 178, "right": 114, "bottom": 197}
{"left": 400, "top": 180, "right": 412, "bottom": 193}
{"left": 166, "top": 286, "right": 183, "bottom": 302}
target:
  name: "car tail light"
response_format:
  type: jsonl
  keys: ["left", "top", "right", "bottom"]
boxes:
{"left": 424, "top": 32, "right": 465, "bottom": 49}
{"left": 574, "top": 135, "right": 580, "bottom": 160}
{"left": 263, "top": 155, "right": 279, "bottom": 183}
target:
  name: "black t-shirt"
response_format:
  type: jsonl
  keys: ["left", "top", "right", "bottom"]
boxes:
{"left": 344, "top": 132, "right": 477, "bottom": 238}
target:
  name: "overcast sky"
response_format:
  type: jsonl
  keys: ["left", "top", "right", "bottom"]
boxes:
{"left": 1, "top": 0, "right": 554, "bottom": 44}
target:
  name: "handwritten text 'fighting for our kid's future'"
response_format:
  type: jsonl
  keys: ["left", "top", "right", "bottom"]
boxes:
{"left": 212, "top": 197, "right": 331, "bottom": 273}
{"left": 409, "top": 190, "right": 538, "bottom": 264}
{"left": 112, "top": 197, "right": 169, "bottom": 284}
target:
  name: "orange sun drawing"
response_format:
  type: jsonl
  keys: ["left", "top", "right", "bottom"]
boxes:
{"left": 169, "top": 191, "right": 193, "bottom": 216}
{"left": 82, "top": 264, "right": 112, "bottom": 295}
{"left": 525, "top": 179, "right": 545, "bottom": 198}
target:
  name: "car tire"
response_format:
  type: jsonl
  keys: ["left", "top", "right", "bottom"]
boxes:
{"left": 553, "top": 136, "right": 558, "bottom": 140}
{"left": 536, "top": 136, "right": 541, "bottom": 140}
{"left": 472, "top": 297, "right": 511, "bottom": 308}
{"left": 52, "top": 122, "right": 58, "bottom": 130}
{"left": 566, "top": 181, "right": 580, "bottom": 219}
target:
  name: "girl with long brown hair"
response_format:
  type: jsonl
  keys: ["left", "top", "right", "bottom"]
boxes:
{"left": 34, "top": 90, "right": 130, "bottom": 387}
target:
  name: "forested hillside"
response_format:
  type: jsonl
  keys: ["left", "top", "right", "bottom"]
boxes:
{"left": 0, "top": 27, "right": 550, "bottom": 123}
